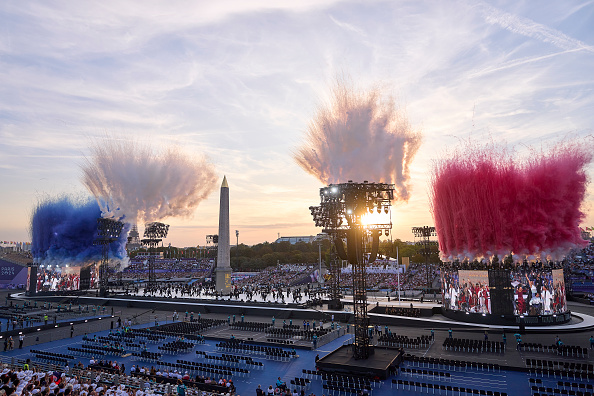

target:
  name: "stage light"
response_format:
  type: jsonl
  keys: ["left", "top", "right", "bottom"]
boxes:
{"left": 331, "top": 186, "right": 338, "bottom": 194}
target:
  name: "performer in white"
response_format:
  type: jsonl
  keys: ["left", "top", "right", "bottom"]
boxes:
{"left": 542, "top": 285, "right": 552, "bottom": 314}
{"left": 450, "top": 285, "right": 458, "bottom": 310}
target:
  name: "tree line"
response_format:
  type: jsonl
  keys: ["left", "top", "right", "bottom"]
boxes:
{"left": 130, "top": 238, "right": 441, "bottom": 271}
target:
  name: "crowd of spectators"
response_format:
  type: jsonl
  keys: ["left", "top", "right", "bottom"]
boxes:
{"left": 232, "top": 265, "right": 315, "bottom": 289}
{"left": 384, "top": 263, "right": 439, "bottom": 291}
{"left": 565, "top": 241, "right": 594, "bottom": 286}
{"left": 0, "top": 361, "right": 237, "bottom": 396}
{"left": 122, "top": 258, "right": 213, "bottom": 280}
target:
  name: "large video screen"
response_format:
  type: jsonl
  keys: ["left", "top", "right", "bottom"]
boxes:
{"left": 441, "top": 267, "right": 567, "bottom": 316}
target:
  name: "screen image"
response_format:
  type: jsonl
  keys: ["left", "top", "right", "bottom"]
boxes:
{"left": 510, "top": 268, "right": 567, "bottom": 315}
{"left": 441, "top": 268, "right": 567, "bottom": 316}
{"left": 441, "top": 269, "right": 490, "bottom": 313}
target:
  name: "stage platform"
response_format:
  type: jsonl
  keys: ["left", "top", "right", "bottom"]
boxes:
{"left": 316, "top": 344, "right": 402, "bottom": 380}
{"left": 13, "top": 291, "right": 594, "bottom": 334}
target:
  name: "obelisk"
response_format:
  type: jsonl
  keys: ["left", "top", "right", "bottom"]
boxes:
{"left": 215, "top": 175, "right": 232, "bottom": 294}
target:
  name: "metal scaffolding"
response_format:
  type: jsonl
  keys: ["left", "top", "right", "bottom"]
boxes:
{"left": 310, "top": 181, "right": 394, "bottom": 359}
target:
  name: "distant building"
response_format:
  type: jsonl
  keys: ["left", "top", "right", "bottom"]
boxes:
{"left": 275, "top": 236, "right": 315, "bottom": 244}
{"left": 274, "top": 234, "right": 328, "bottom": 244}
{"left": 126, "top": 224, "right": 142, "bottom": 252}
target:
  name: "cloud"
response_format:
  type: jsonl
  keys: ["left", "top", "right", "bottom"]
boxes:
{"left": 478, "top": 1, "right": 594, "bottom": 53}
{"left": 1, "top": 0, "right": 594, "bottom": 245}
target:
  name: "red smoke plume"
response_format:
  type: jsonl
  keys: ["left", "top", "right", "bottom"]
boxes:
{"left": 430, "top": 140, "right": 592, "bottom": 260}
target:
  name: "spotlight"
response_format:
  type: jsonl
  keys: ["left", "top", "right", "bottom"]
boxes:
{"left": 331, "top": 186, "right": 338, "bottom": 194}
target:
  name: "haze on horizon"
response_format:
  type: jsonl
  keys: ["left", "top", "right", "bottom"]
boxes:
{"left": 1, "top": 0, "right": 593, "bottom": 248}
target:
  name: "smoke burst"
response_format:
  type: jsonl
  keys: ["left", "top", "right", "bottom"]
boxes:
{"left": 30, "top": 196, "right": 129, "bottom": 265}
{"left": 295, "top": 79, "right": 421, "bottom": 202}
{"left": 430, "top": 139, "right": 592, "bottom": 261}
{"left": 81, "top": 137, "right": 217, "bottom": 223}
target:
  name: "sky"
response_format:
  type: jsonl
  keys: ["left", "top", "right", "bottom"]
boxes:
{"left": 1, "top": 0, "right": 594, "bottom": 248}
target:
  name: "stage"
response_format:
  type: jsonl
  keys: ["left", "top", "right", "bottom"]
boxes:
{"left": 12, "top": 291, "right": 594, "bottom": 334}
{"left": 316, "top": 344, "right": 402, "bottom": 380}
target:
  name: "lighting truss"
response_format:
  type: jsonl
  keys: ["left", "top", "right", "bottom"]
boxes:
{"left": 310, "top": 180, "right": 395, "bottom": 360}
{"left": 141, "top": 222, "right": 169, "bottom": 288}
{"left": 94, "top": 218, "right": 124, "bottom": 296}
{"left": 310, "top": 181, "right": 394, "bottom": 234}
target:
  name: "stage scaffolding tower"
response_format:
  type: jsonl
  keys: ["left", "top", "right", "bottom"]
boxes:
{"left": 310, "top": 181, "right": 394, "bottom": 360}
{"left": 328, "top": 246, "right": 343, "bottom": 310}
{"left": 141, "top": 222, "right": 169, "bottom": 290}
{"left": 412, "top": 226, "right": 438, "bottom": 291}
{"left": 94, "top": 218, "right": 124, "bottom": 296}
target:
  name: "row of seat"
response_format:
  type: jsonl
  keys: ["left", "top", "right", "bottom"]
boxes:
{"left": 67, "top": 346, "right": 105, "bottom": 357}
{"left": 30, "top": 349, "right": 74, "bottom": 360}
{"left": 391, "top": 379, "right": 507, "bottom": 396}
{"left": 400, "top": 367, "right": 452, "bottom": 379}
{"left": 323, "top": 382, "right": 370, "bottom": 395}
{"left": 130, "top": 351, "right": 162, "bottom": 363}
{"left": 194, "top": 352, "right": 264, "bottom": 368}
{"left": 443, "top": 338, "right": 505, "bottom": 354}
{"left": 526, "top": 360, "right": 593, "bottom": 374}
{"left": 531, "top": 386, "right": 592, "bottom": 396}
{"left": 404, "top": 354, "right": 502, "bottom": 372}
{"left": 529, "top": 368, "right": 594, "bottom": 381}
{"left": 377, "top": 334, "right": 432, "bottom": 348}
{"left": 556, "top": 381, "right": 594, "bottom": 391}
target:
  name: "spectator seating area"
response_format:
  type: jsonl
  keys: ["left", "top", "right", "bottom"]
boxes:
{"left": 195, "top": 351, "right": 264, "bottom": 369}
{"left": 377, "top": 334, "right": 432, "bottom": 348}
{"left": 442, "top": 338, "right": 506, "bottom": 354}
{"left": 216, "top": 340, "right": 297, "bottom": 361}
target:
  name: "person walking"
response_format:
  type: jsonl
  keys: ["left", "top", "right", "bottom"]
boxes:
{"left": 44, "top": 314, "right": 48, "bottom": 325}
{"left": 71, "top": 324, "right": 75, "bottom": 338}
{"left": 589, "top": 335, "right": 593, "bottom": 350}
{"left": 18, "top": 333, "right": 24, "bottom": 349}
{"left": 448, "top": 328, "right": 453, "bottom": 339}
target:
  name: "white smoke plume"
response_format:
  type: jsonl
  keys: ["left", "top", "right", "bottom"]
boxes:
{"left": 81, "top": 137, "right": 218, "bottom": 223}
{"left": 294, "top": 79, "right": 422, "bottom": 202}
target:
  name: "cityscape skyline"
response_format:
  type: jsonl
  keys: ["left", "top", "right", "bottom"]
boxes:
{"left": 1, "top": 1, "right": 594, "bottom": 247}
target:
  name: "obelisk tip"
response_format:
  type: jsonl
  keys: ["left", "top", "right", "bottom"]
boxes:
{"left": 221, "top": 175, "right": 228, "bottom": 188}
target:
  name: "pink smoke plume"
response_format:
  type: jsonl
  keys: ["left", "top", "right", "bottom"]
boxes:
{"left": 81, "top": 137, "right": 217, "bottom": 223}
{"left": 294, "top": 79, "right": 421, "bottom": 202}
{"left": 430, "top": 140, "right": 593, "bottom": 261}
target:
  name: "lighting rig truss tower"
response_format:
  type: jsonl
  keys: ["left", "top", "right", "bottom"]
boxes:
{"left": 412, "top": 226, "right": 438, "bottom": 291}
{"left": 94, "top": 218, "right": 124, "bottom": 296}
{"left": 328, "top": 246, "right": 343, "bottom": 310}
{"left": 310, "top": 181, "right": 394, "bottom": 360}
{"left": 142, "top": 222, "right": 169, "bottom": 290}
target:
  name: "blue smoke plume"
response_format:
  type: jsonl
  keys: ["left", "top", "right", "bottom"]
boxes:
{"left": 31, "top": 196, "right": 129, "bottom": 265}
